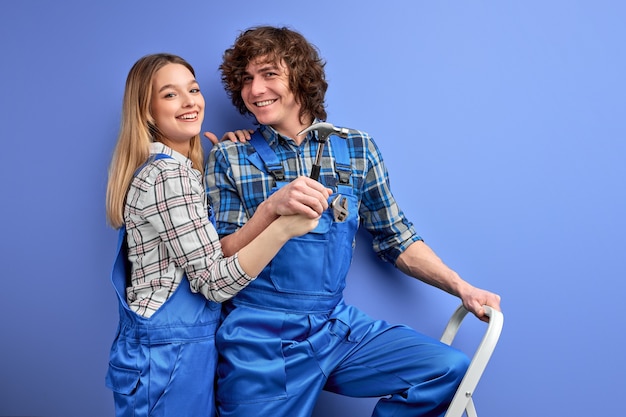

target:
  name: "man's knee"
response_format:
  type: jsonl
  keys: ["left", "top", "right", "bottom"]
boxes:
{"left": 425, "top": 346, "right": 470, "bottom": 387}
{"left": 447, "top": 348, "right": 471, "bottom": 384}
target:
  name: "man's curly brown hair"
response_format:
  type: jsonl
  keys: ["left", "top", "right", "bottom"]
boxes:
{"left": 220, "top": 26, "right": 328, "bottom": 124}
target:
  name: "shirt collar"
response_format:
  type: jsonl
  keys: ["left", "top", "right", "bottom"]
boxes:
{"left": 260, "top": 119, "right": 324, "bottom": 147}
{"left": 149, "top": 142, "right": 192, "bottom": 168}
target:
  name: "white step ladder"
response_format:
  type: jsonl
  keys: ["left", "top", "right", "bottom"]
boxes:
{"left": 441, "top": 305, "right": 504, "bottom": 417}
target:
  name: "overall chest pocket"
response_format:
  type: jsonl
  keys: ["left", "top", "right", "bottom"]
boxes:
{"left": 269, "top": 210, "right": 333, "bottom": 295}
{"left": 268, "top": 193, "right": 358, "bottom": 296}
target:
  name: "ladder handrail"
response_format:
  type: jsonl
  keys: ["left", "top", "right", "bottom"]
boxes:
{"left": 441, "top": 304, "right": 504, "bottom": 417}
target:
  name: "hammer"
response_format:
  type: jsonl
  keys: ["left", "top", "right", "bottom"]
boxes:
{"left": 297, "top": 122, "right": 350, "bottom": 181}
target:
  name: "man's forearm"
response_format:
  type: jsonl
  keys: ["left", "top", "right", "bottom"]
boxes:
{"left": 396, "top": 239, "right": 502, "bottom": 321}
{"left": 395, "top": 240, "right": 471, "bottom": 297}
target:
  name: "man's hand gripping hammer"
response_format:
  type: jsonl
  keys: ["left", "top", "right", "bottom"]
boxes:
{"left": 297, "top": 122, "right": 351, "bottom": 222}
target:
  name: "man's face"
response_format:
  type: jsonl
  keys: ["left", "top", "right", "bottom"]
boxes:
{"left": 241, "top": 57, "right": 302, "bottom": 138}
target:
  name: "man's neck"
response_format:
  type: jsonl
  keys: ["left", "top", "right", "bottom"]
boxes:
{"left": 270, "top": 117, "right": 313, "bottom": 145}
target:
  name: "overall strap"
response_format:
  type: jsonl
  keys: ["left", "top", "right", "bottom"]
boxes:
{"left": 330, "top": 135, "right": 351, "bottom": 186}
{"left": 152, "top": 153, "right": 171, "bottom": 161}
{"left": 133, "top": 153, "right": 172, "bottom": 176}
{"left": 250, "top": 131, "right": 285, "bottom": 181}
{"left": 115, "top": 226, "right": 132, "bottom": 289}
{"left": 250, "top": 129, "right": 353, "bottom": 190}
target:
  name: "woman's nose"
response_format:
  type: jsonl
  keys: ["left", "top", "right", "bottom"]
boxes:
{"left": 182, "top": 92, "right": 196, "bottom": 106}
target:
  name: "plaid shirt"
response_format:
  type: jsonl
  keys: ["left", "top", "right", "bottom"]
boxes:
{"left": 124, "top": 142, "right": 253, "bottom": 318}
{"left": 205, "top": 124, "right": 421, "bottom": 265}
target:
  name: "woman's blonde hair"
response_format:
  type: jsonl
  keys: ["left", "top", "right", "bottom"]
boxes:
{"left": 106, "top": 53, "right": 205, "bottom": 228}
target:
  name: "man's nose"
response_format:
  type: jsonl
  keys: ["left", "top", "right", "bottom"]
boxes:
{"left": 250, "top": 77, "right": 266, "bottom": 95}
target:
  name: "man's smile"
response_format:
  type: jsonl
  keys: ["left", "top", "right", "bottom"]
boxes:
{"left": 255, "top": 99, "right": 277, "bottom": 107}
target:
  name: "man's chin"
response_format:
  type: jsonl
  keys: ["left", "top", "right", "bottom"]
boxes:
{"left": 252, "top": 114, "right": 275, "bottom": 126}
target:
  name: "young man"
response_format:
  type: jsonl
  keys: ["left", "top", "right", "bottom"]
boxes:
{"left": 205, "top": 26, "right": 501, "bottom": 417}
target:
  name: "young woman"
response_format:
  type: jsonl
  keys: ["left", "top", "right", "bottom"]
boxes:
{"left": 104, "top": 53, "right": 319, "bottom": 417}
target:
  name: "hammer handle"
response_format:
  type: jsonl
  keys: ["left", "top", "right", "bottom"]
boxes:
{"left": 310, "top": 165, "right": 321, "bottom": 181}
{"left": 310, "top": 141, "right": 326, "bottom": 182}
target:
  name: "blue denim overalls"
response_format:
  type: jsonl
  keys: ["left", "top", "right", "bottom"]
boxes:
{"left": 216, "top": 133, "right": 469, "bottom": 417}
{"left": 105, "top": 154, "right": 220, "bottom": 417}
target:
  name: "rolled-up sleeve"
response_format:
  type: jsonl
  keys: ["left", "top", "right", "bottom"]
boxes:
{"left": 359, "top": 136, "right": 422, "bottom": 265}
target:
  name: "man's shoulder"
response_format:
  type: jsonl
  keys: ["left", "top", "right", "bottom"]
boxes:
{"left": 347, "top": 128, "right": 371, "bottom": 140}
{"left": 332, "top": 127, "right": 373, "bottom": 155}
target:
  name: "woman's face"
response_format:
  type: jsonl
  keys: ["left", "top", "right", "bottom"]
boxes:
{"left": 150, "top": 63, "right": 204, "bottom": 154}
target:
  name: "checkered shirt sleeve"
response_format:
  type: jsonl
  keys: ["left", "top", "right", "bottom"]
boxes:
{"left": 124, "top": 148, "right": 254, "bottom": 317}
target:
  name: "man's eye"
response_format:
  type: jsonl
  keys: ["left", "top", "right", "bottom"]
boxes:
{"left": 242, "top": 76, "right": 252, "bottom": 83}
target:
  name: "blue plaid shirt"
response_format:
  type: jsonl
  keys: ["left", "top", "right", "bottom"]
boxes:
{"left": 205, "top": 123, "right": 421, "bottom": 265}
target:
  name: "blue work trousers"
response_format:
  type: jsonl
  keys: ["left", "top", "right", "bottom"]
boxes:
{"left": 216, "top": 300, "right": 469, "bottom": 417}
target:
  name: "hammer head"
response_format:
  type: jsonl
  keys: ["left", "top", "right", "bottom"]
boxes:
{"left": 297, "top": 122, "right": 350, "bottom": 142}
